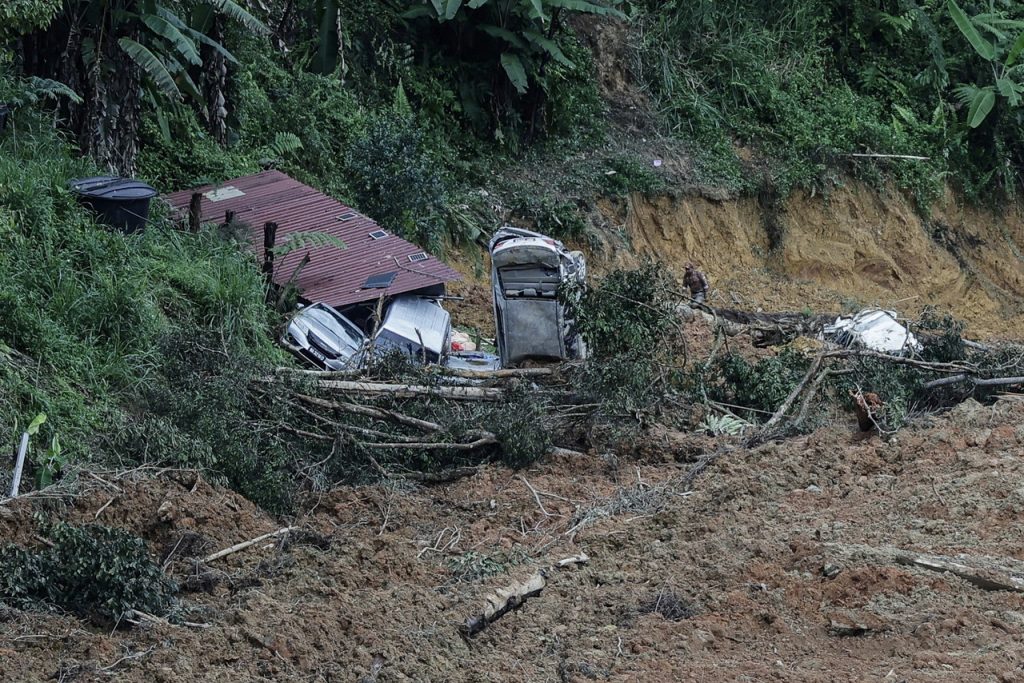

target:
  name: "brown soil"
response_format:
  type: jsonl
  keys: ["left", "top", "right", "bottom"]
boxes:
{"left": 4, "top": 397, "right": 1024, "bottom": 681}
{"left": 589, "top": 183, "right": 1024, "bottom": 339}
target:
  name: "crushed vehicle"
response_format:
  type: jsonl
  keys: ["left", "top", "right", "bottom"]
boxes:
{"left": 489, "top": 226, "right": 587, "bottom": 366}
{"left": 284, "top": 302, "right": 368, "bottom": 371}
{"left": 373, "top": 295, "right": 452, "bottom": 364}
{"left": 284, "top": 296, "right": 456, "bottom": 370}
{"left": 823, "top": 308, "right": 921, "bottom": 355}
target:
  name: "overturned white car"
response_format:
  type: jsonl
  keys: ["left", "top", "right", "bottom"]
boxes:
{"left": 489, "top": 227, "right": 587, "bottom": 366}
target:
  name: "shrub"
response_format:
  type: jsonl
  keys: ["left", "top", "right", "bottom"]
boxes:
{"left": 567, "top": 262, "right": 677, "bottom": 360}
{"left": 0, "top": 523, "right": 176, "bottom": 622}
{"left": 693, "top": 349, "right": 811, "bottom": 422}
{"left": 344, "top": 110, "right": 448, "bottom": 253}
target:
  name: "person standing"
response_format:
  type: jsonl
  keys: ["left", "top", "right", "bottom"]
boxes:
{"left": 684, "top": 262, "right": 709, "bottom": 303}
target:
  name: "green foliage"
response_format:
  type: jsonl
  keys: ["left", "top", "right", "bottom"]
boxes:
{"left": 0, "top": 119, "right": 283, "bottom": 500}
{"left": 344, "top": 110, "right": 448, "bottom": 252}
{"left": 696, "top": 413, "right": 751, "bottom": 436}
{"left": 0, "top": 523, "right": 176, "bottom": 622}
{"left": 569, "top": 262, "right": 676, "bottom": 359}
{"left": 566, "top": 263, "right": 681, "bottom": 420}
{"left": 917, "top": 305, "right": 966, "bottom": 362}
{"left": 694, "top": 349, "right": 811, "bottom": 421}
{"left": 946, "top": 0, "right": 1024, "bottom": 128}
{"left": 129, "top": 332, "right": 296, "bottom": 512}
{"left": 0, "top": 0, "right": 61, "bottom": 45}
{"left": 136, "top": 105, "right": 258, "bottom": 189}
{"left": 597, "top": 155, "right": 667, "bottom": 197}
{"left": 631, "top": 0, "right": 1024, "bottom": 201}
{"left": 487, "top": 384, "right": 553, "bottom": 468}
{"left": 399, "top": 0, "right": 621, "bottom": 137}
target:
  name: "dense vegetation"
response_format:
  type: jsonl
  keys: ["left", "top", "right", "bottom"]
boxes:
{"left": 2, "top": 0, "right": 1024, "bottom": 516}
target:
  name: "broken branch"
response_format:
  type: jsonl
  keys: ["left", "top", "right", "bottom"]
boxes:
{"left": 895, "top": 552, "right": 1024, "bottom": 593}
{"left": 294, "top": 393, "right": 442, "bottom": 432}
{"left": 203, "top": 526, "right": 297, "bottom": 563}
{"left": 460, "top": 554, "right": 590, "bottom": 638}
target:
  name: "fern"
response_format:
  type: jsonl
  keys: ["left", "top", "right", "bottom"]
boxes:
{"left": 24, "top": 77, "right": 82, "bottom": 105}
{"left": 696, "top": 414, "right": 751, "bottom": 436}
{"left": 270, "top": 231, "right": 346, "bottom": 257}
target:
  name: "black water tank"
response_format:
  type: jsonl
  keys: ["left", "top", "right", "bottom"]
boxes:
{"left": 68, "top": 176, "right": 157, "bottom": 233}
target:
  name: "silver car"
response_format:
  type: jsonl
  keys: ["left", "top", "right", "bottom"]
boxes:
{"left": 284, "top": 303, "right": 368, "bottom": 370}
{"left": 489, "top": 227, "right": 587, "bottom": 366}
{"left": 373, "top": 295, "right": 452, "bottom": 364}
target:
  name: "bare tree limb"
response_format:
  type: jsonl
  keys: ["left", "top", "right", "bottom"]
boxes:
{"left": 203, "top": 526, "right": 297, "bottom": 563}
{"left": 294, "top": 393, "right": 442, "bottom": 432}
{"left": 922, "top": 374, "right": 1024, "bottom": 390}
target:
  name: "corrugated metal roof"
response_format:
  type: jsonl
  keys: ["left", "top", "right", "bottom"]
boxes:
{"left": 162, "top": 170, "right": 461, "bottom": 308}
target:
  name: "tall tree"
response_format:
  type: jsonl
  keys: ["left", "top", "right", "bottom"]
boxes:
{"left": 18, "top": 0, "right": 266, "bottom": 173}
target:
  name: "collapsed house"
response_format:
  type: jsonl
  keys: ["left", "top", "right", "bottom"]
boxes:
{"left": 164, "top": 171, "right": 470, "bottom": 369}
{"left": 163, "top": 170, "right": 461, "bottom": 312}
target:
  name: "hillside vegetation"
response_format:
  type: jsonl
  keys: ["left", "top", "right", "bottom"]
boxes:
{"left": 1, "top": 0, "right": 1023, "bottom": 504}
{"left": 4, "top": 3, "right": 1024, "bottom": 675}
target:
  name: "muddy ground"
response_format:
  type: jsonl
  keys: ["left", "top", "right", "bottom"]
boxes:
{"left": 3, "top": 394, "right": 1024, "bottom": 682}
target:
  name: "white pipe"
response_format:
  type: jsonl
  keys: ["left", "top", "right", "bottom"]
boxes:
{"left": 9, "top": 432, "right": 29, "bottom": 498}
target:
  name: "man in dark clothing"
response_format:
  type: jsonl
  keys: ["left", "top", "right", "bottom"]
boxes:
{"left": 684, "top": 262, "right": 709, "bottom": 303}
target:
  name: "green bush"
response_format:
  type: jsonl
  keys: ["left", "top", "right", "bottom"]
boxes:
{"left": 0, "top": 118, "right": 285, "bottom": 501}
{"left": 631, "top": 0, "right": 997, "bottom": 203}
{"left": 0, "top": 523, "right": 175, "bottom": 622}
{"left": 693, "top": 349, "right": 811, "bottom": 422}
{"left": 344, "top": 110, "right": 448, "bottom": 253}
{"left": 568, "top": 262, "right": 677, "bottom": 359}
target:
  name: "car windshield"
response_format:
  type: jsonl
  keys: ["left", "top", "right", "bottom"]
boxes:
{"left": 303, "top": 306, "right": 365, "bottom": 354}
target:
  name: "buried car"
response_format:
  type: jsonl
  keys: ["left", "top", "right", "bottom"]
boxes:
{"left": 284, "top": 296, "right": 454, "bottom": 370}
{"left": 489, "top": 227, "right": 587, "bottom": 366}
{"left": 284, "top": 302, "right": 368, "bottom": 370}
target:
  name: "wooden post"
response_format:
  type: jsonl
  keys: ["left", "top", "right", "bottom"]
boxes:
{"left": 188, "top": 193, "right": 202, "bottom": 233}
{"left": 263, "top": 221, "right": 278, "bottom": 303}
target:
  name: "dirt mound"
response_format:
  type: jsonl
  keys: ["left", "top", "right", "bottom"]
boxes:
{"left": 4, "top": 397, "right": 1024, "bottom": 680}
{"left": 592, "top": 182, "right": 1024, "bottom": 339}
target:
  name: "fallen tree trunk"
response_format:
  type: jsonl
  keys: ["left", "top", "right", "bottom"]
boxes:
{"left": 460, "top": 554, "right": 590, "bottom": 638}
{"left": 279, "top": 365, "right": 557, "bottom": 381}
{"left": 362, "top": 431, "right": 497, "bottom": 451}
{"left": 203, "top": 526, "right": 297, "bottom": 563}
{"left": 827, "top": 543, "right": 1024, "bottom": 593}
{"left": 895, "top": 552, "right": 1024, "bottom": 593}
{"left": 314, "top": 380, "right": 504, "bottom": 401}
{"left": 461, "top": 572, "right": 546, "bottom": 638}
{"left": 921, "top": 374, "right": 1024, "bottom": 390}
{"left": 427, "top": 366, "right": 556, "bottom": 380}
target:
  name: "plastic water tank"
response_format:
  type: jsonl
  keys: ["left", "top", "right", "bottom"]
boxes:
{"left": 68, "top": 176, "right": 157, "bottom": 233}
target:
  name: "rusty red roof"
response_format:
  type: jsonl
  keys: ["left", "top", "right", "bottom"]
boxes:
{"left": 162, "top": 170, "right": 460, "bottom": 308}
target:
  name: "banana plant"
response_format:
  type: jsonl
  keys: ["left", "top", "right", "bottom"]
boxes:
{"left": 947, "top": 0, "right": 1024, "bottom": 127}
{"left": 402, "top": 0, "right": 624, "bottom": 95}
{"left": 96, "top": 0, "right": 267, "bottom": 104}
{"left": 15, "top": 0, "right": 267, "bottom": 171}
